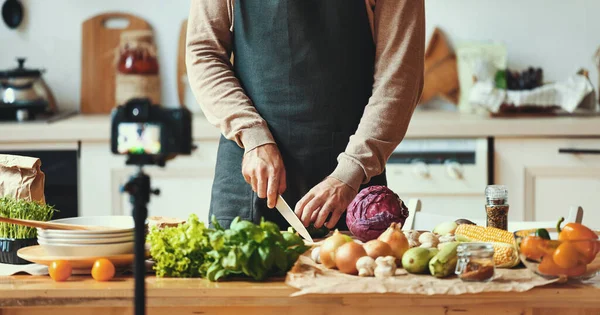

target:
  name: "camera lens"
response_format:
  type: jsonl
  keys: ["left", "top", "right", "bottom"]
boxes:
{"left": 132, "top": 107, "right": 140, "bottom": 117}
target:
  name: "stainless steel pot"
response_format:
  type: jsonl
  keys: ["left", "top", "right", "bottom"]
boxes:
{"left": 0, "top": 58, "right": 57, "bottom": 120}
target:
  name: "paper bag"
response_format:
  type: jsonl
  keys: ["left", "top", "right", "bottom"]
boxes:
{"left": 0, "top": 154, "right": 45, "bottom": 203}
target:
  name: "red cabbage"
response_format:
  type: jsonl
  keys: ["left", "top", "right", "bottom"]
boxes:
{"left": 346, "top": 185, "right": 409, "bottom": 242}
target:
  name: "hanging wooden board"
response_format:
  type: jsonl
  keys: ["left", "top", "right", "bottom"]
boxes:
{"left": 177, "top": 19, "right": 188, "bottom": 107}
{"left": 80, "top": 12, "right": 152, "bottom": 114}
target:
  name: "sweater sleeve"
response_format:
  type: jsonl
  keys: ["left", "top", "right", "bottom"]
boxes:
{"left": 185, "top": 0, "right": 276, "bottom": 153}
{"left": 329, "top": 0, "right": 426, "bottom": 192}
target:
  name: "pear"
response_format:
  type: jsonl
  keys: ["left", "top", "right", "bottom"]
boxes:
{"left": 401, "top": 247, "right": 438, "bottom": 274}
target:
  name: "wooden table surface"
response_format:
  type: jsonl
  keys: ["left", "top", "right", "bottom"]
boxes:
{"left": 0, "top": 275, "right": 599, "bottom": 315}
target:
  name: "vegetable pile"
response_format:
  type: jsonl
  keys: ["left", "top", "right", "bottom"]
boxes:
{"left": 147, "top": 214, "right": 310, "bottom": 281}
{"left": 0, "top": 196, "right": 55, "bottom": 239}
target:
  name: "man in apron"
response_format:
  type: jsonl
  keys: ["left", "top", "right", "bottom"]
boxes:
{"left": 186, "top": 0, "right": 425, "bottom": 231}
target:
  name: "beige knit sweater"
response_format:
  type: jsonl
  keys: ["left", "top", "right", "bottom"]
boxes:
{"left": 186, "top": 0, "right": 425, "bottom": 192}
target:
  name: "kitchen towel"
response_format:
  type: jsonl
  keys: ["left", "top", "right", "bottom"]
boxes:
{"left": 285, "top": 255, "right": 561, "bottom": 297}
{"left": 469, "top": 72, "right": 596, "bottom": 114}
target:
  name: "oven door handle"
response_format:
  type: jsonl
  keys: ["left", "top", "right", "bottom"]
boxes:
{"left": 558, "top": 148, "right": 600, "bottom": 155}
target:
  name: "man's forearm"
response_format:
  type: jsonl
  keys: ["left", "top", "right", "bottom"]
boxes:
{"left": 186, "top": 0, "right": 275, "bottom": 153}
{"left": 329, "top": 0, "right": 426, "bottom": 191}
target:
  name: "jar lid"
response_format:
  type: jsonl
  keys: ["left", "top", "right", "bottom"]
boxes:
{"left": 0, "top": 58, "right": 43, "bottom": 79}
{"left": 457, "top": 242, "right": 495, "bottom": 256}
{"left": 485, "top": 185, "right": 508, "bottom": 201}
{"left": 120, "top": 30, "right": 155, "bottom": 42}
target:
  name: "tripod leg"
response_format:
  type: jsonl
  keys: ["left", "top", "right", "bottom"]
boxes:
{"left": 123, "top": 170, "right": 151, "bottom": 315}
{"left": 133, "top": 203, "right": 147, "bottom": 315}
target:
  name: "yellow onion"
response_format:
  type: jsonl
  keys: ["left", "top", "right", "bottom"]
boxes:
{"left": 320, "top": 230, "right": 352, "bottom": 269}
{"left": 377, "top": 222, "right": 409, "bottom": 264}
{"left": 363, "top": 239, "right": 393, "bottom": 259}
{"left": 335, "top": 241, "right": 367, "bottom": 275}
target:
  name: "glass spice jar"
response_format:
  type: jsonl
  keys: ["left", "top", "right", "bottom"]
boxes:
{"left": 485, "top": 185, "right": 509, "bottom": 230}
{"left": 455, "top": 243, "right": 496, "bottom": 282}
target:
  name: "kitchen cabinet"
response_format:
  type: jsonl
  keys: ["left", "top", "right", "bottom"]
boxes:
{"left": 79, "top": 140, "right": 219, "bottom": 224}
{"left": 495, "top": 138, "right": 600, "bottom": 228}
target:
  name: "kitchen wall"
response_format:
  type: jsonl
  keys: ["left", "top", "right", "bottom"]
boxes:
{"left": 1, "top": 0, "right": 599, "bottom": 112}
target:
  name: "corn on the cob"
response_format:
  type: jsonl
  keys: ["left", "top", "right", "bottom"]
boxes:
{"left": 455, "top": 224, "right": 515, "bottom": 245}
{"left": 454, "top": 224, "right": 520, "bottom": 268}
{"left": 491, "top": 242, "right": 520, "bottom": 268}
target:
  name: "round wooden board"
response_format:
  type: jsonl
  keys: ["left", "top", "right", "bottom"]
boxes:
{"left": 17, "top": 245, "right": 136, "bottom": 269}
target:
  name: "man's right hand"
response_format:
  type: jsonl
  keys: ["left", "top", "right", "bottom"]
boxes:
{"left": 242, "top": 144, "right": 287, "bottom": 208}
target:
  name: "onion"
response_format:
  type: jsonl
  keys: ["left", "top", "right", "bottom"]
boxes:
{"left": 363, "top": 240, "right": 393, "bottom": 259}
{"left": 335, "top": 241, "right": 367, "bottom": 275}
{"left": 377, "top": 222, "right": 409, "bottom": 264}
{"left": 320, "top": 230, "right": 352, "bottom": 269}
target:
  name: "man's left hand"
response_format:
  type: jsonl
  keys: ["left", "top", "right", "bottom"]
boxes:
{"left": 294, "top": 177, "right": 357, "bottom": 229}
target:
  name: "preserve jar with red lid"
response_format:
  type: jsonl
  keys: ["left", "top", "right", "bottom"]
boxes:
{"left": 115, "top": 30, "right": 161, "bottom": 106}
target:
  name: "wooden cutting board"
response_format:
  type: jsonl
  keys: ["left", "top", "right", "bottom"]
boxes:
{"left": 177, "top": 19, "right": 188, "bottom": 107}
{"left": 80, "top": 13, "right": 152, "bottom": 114}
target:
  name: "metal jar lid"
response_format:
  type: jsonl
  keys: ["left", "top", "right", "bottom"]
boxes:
{"left": 0, "top": 58, "right": 43, "bottom": 79}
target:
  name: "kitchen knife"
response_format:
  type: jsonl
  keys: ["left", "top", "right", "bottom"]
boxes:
{"left": 275, "top": 195, "right": 314, "bottom": 243}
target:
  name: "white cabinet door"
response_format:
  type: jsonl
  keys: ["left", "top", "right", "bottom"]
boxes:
{"left": 495, "top": 138, "right": 600, "bottom": 228}
{"left": 79, "top": 140, "right": 219, "bottom": 225}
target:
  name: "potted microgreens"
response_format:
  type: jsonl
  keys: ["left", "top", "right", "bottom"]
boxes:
{"left": 0, "top": 196, "right": 55, "bottom": 265}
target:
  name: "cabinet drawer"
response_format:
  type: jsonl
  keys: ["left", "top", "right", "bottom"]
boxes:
{"left": 495, "top": 138, "right": 600, "bottom": 228}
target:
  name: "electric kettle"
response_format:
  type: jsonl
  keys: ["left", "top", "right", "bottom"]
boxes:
{"left": 0, "top": 58, "right": 57, "bottom": 121}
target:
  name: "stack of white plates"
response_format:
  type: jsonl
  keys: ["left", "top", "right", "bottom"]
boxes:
{"left": 36, "top": 216, "right": 136, "bottom": 257}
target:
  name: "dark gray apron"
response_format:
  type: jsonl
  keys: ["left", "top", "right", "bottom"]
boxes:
{"left": 209, "top": 0, "right": 386, "bottom": 230}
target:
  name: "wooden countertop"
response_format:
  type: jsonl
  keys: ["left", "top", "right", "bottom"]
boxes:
{"left": 0, "top": 275, "right": 599, "bottom": 313}
{"left": 1, "top": 110, "right": 600, "bottom": 144}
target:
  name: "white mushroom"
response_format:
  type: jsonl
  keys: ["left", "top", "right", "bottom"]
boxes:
{"left": 356, "top": 256, "right": 376, "bottom": 277}
{"left": 374, "top": 255, "right": 397, "bottom": 278}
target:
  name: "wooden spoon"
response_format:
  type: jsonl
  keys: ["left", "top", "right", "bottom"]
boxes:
{"left": 0, "top": 216, "right": 115, "bottom": 231}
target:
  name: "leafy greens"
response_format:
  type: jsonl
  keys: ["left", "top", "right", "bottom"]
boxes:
{"left": 0, "top": 197, "right": 55, "bottom": 239}
{"left": 147, "top": 214, "right": 310, "bottom": 281}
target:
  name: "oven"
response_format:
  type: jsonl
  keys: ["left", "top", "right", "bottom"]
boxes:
{"left": 386, "top": 138, "right": 491, "bottom": 221}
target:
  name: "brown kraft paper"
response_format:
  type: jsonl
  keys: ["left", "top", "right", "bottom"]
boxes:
{"left": 0, "top": 154, "right": 45, "bottom": 203}
{"left": 285, "top": 255, "right": 559, "bottom": 297}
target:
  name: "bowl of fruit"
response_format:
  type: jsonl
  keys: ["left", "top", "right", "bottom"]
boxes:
{"left": 515, "top": 218, "right": 599, "bottom": 282}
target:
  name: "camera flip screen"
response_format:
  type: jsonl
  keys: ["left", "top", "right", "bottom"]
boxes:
{"left": 117, "top": 122, "right": 162, "bottom": 155}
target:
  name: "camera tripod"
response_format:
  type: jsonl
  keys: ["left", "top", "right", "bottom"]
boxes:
{"left": 121, "top": 166, "right": 160, "bottom": 315}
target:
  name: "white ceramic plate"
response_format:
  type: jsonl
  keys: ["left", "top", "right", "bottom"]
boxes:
{"left": 37, "top": 229, "right": 134, "bottom": 239}
{"left": 37, "top": 234, "right": 135, "bottom": 244}
{"left": 37, "top": 241, "right": 134, "bottom": 257}
{"left": 36, "top": 216, "right": 137, "bottom": 235}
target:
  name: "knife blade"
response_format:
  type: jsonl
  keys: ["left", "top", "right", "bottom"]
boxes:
{"left": 275, "top": 195, "right": 314, "bottom": 243}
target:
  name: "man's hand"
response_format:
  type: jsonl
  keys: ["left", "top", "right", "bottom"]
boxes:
{"left": 242, "top": 144, "right": 287, "bottom": 208}
{"left": 294, "top": 177, "right": 357, "bottom": 229}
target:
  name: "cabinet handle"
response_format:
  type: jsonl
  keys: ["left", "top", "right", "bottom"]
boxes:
{"left": 558, "top": 148, "right": 600, "bottom": 155}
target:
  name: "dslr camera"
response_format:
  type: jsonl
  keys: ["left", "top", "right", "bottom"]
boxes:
{"left": 110, "top": 98, "right": 193, "bottom": 166}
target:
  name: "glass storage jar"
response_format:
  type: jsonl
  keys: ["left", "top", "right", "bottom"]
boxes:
{"left": 115, "top": 30, "right": 161, "bottom": 107}
{"left": 455, "top": 243, "right": 496, "bottom": 282}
